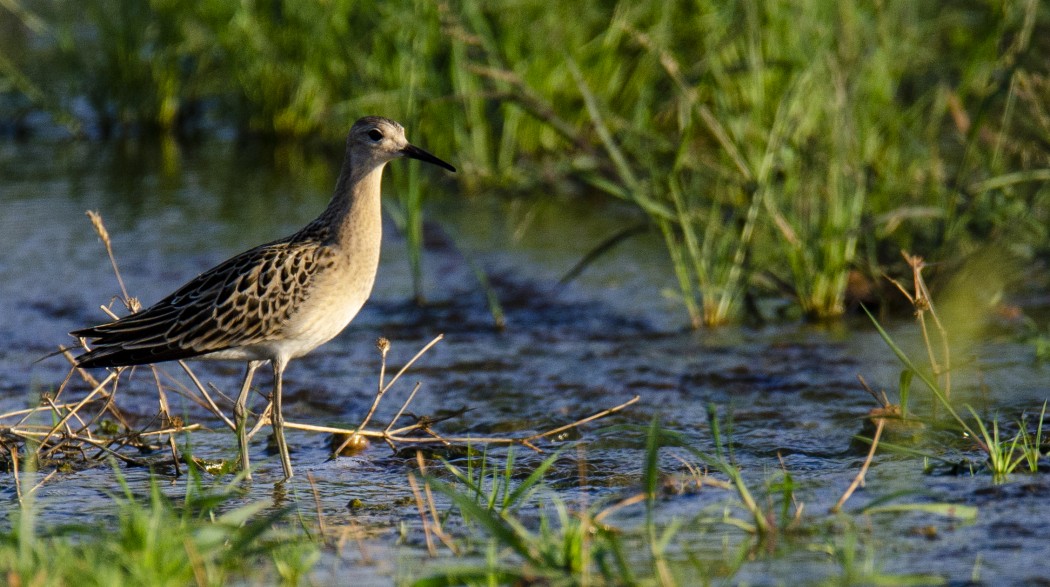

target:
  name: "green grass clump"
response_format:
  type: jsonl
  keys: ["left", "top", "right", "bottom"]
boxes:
{"left": 0, "top": 467, "right": 317, "bottom": 586}
{"left": 965, "top": 402, "right": 1047, "bottom": 480}
{"left": 416, "top": 426, "right": 731, "bottom": 585}
{"left": 408, "top": 417, "right": 964, "bottom": 586}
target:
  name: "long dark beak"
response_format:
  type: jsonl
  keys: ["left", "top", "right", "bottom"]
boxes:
{"left": 402, "top": 143, "right": 456, "bottom": 173}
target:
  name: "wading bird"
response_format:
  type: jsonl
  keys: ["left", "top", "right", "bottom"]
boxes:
{"left": 72, "top": 116, "right": 456, "bottom": 480}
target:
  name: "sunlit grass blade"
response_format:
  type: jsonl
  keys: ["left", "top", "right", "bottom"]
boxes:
{"left": 899, "top": 369, "right": 914, "bottom": 415}
{"left": 428, "top": 478, "right": 538, "bottom": 564}
{"left": 643, "top": 416, "right": 661, "bottom": 502}
{"left": 862, "top": 305, "right": 973, "bottom": 432}
{"left": 503, "top": 449, "right": 562, "bottom": 511}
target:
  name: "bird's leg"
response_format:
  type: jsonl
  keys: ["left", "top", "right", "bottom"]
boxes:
{"left": 235, "top": 360, "right": 262, "bottom": 480}
{"left": 271, "top": 359, "right": 293, "bottom": 480}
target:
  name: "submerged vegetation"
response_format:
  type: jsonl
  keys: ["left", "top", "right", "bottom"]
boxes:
{"left": 2, "top": 0, "right": 1049, "bottom": 324}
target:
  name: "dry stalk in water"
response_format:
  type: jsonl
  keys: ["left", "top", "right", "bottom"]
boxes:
{"left": 0, "top": 213, "right": 252, "bottom": 476}
{"left": 885, "top": 251, "right": 952, "bottom": 398}
{"left": 406, "top": 471, "right": 438, "bottom": 557}
{"left": 834, "top": 375, "right": 905, "bottom": 513}
{"left": 317, "top": 335, "right": 640, "bottom": 458}
{"left": 832, "top": 417, "right": 885, "bottom": 514}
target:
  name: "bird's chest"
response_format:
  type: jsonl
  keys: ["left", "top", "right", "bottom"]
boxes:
{"left": 280, "top": 244, "right": 381, "bottom": 354}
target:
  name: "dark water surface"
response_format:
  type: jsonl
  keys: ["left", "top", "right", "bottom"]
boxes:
{"left": 2, "top": 139, "right": 1049, "bottom": 584}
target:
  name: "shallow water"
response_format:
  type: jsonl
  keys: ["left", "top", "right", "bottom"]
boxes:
{"left": 2, "top": 139, "right": 1049, "bottom": 584}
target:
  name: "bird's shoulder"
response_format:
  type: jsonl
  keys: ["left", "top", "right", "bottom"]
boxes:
{"left": 163, "top": 235, "right": 337, "bottom": 312}
{"left": 73, "top": 235, "right": 338, "bottom": 350}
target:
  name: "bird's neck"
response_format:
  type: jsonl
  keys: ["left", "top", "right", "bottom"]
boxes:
{"left": 310, "top": 151, "right": 386, "bottom": 247}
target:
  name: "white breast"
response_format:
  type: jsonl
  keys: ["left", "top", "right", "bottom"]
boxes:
{"left": 277, "top": 242, "right": 381, "bottom": 360}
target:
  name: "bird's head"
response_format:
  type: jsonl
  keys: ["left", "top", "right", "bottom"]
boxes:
{"left": 347, "top": 116, "right": 456, "bottom": 173}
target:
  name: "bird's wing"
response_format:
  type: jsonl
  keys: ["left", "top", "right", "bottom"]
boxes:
{"left": 72, "top": 238, "right": 333, "bottom": 367}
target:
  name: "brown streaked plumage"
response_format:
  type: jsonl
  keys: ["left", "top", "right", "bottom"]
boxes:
{"left": 72, "top": 116, "right": 456, "bottom": 481}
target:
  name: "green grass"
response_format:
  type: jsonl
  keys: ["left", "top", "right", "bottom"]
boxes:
{"left": 3, "top": 0, "right": 1049, "bottom": 324}
{"left": 416, "top": 423, "right": 723, "bottom": 585}
{"left": 965, "top": 401, "right": 1047, "bottom": 481}
{"left": 405, "top": 417, "right": 971, "bottom": 586}
{"left": 0, "top": 464, "right": 317, "bottom": 586}
{"left": 864, "top": 259, "right": 1049, "bottom": 482}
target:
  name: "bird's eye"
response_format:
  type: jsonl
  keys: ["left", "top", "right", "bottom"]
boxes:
{"left": 367, "top": 129, "right": 383, "bottom": 141}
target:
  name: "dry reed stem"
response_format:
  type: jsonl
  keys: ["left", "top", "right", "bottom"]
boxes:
{"left": 522, "top": 395, "right": 640, "bottom": 444}
{"left": 282, "top": 393, "right": 640, "bottom": 453}
{"left": 48, "top": 213, "right": 206, "bottom": 470}
{"left": 593, "top": 492, "right": 648, "bottom": 524}
{"left": 377, "top": 337, "right": 389, "bottom": 392}
{"left": 406, "top": 471, "right": 437, "bottom": 556}
{"left": 307, "top": 472, "right": 328, "bottom": 538}
{"left": 60, "top": 433, "right": 148, "bottom": 467}
{"left": 62, "top": 352, "right": 134, "bottom": 432}
{"left": 857, "top": 374, "right": 890, "bottom": 409}
{"left": 385, "top": 382, "right": 423, "bottom": 435}
{"left": 415, "top": 451, "right": 458, "bottom": 553}
{"left": 3, "top": 398, "right": 201, "bottom": 472}
{"left": 334, "top": 520, "right": 373, "bottom": 565}
{"left": 63, "top": 349, "right": 102, "bottom": 388}
{"left": 138, "top": 423, "right": 201, "bottom": 437}
{"left": 10, "top": 423, "right": 199, "bottom": 442}
{"left": 154, "top": 368, "right": 220, "bottom": 415}
{"left": 150, "top": 367, "right": 181, "bottom": 476}
{"left": 34, "top": 372, "right": 116, "bottom": 457}
{"left": 246, "top": 404, "right": 273, "bottom": 440}
{"left": 2, "top": 214, "right": 233, "bottom": 471}
{"left": 184, "top": 536, "right": 208, "bottom": 587}
{"left": 41, "top": 396, "right": 85, "bottom": 435}
{"left": 831, "top": 417, "right": 885, "bottom": 514}
{"left": 380, "top": 335, "right": 443, "bottom": 395}
{"left": 330, "top": 336, "right": 406, "bottom": 456}
{"left": 38, "top": 397, "right": 87, "bottom": 461}
{"left": 885, "top": 251, "right": 953, "bottom": 398}
{"left": 11, "top": 448, "right": 22, "bottom": 504}
{"left": 25, "top": 469, "right": 57, "bottom": 501}
{"left": 1, "top": 401, "right": 86, "bottom": 424}
{"left": 76, "top": 383, "right": 120, "bottom": 434}
{"left": 87, "top": 210, "right": 138, "bottom": 312}
{"left": 179, "top": 361, "right": 236, "bottom": 431}
{"left": 46, "top": 359, "right": 78, "bottom": 407}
